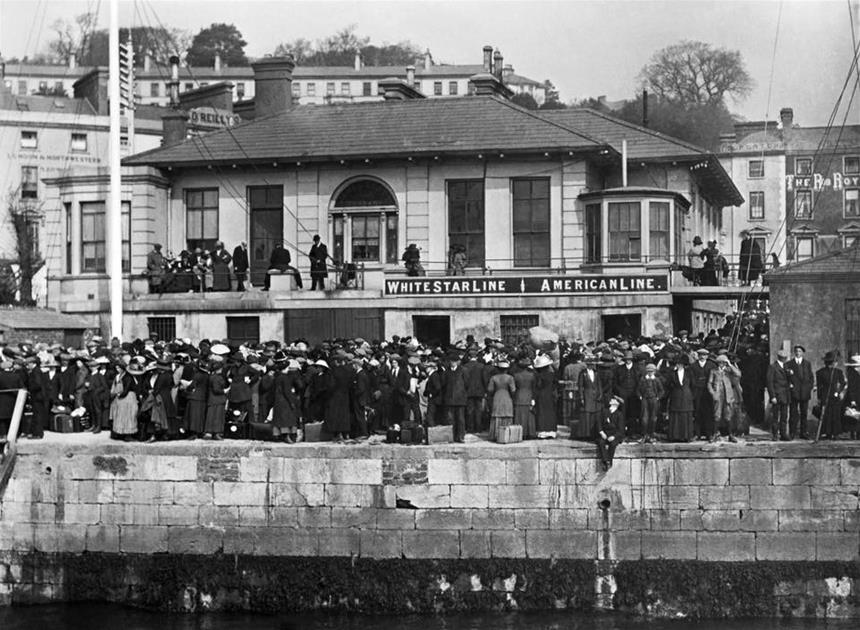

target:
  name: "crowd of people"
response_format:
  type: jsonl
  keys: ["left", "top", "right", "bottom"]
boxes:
{"left": 1, "top": 322, "right": 858, "bottom": 469}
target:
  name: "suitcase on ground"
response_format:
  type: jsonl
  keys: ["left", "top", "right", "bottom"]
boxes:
{"left": 401, "top": 425, "right": 425, "bottom": 445}
{"left": 248, "top": 421, "right": 275, "bottom": 441}
{"left": 498, "top": 424, "right": 523, "bottom": 444}
{"left": 303, "top": 421, "right": 324, "bottom": 442}
{"left": 427, "top": 425, "right": 454, "bottom": 444}
{"left": 556, "top": 425, "right": 571, "bottom": 440}
{"left": 225, "top": 410, "right": 249, "bottom": 439}
{"left": 386, "top": 428, "right": 401, "bottom": 444}
{"left": 51, "top": 414, "right": 79, "bottom": 433}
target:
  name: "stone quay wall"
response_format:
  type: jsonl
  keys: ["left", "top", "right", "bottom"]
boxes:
{"left": 0, "top": 438, "right": 858, "bottom": 617}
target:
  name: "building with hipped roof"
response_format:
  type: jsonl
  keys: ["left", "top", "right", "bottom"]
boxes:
{"left": 3, "top": 45, "right": 545, "bottom": 108}
{"left": 42, "top": 56, "right": 742, "bottom": 345}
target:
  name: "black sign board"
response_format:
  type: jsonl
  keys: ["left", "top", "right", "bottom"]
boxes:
{"left": 384, "top": 274, "right": 669, "bottom": 296}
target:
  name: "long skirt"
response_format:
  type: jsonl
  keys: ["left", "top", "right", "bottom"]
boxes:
{"left": 111, "top": 395, "right": 138, "bottom": 435}
{"left": 204, "top": 403, "right": 226, "bottom": 434}
{"left": 514, "top": 404, "right": 536, "bottom": 439}
{"left": 185, "top": 400, "right": 206, "bottom": 434}
{"left": 667, "top": 410, "right": 694, "bottom": 442}
{"left": 819, "top": 400, "right": 842, "bottom": 437}
{"left": 489, "top": 415, "right": 512, "bottom": 442}
{"left": 579, "top": 410, "right": 602, "bottom": 440}
{"left": 560, "top": 390, "right": 578, "bottom": 425}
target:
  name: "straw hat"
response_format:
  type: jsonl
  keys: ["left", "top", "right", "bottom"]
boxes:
{"left": 533, "top": 354, "right": 552, "bottom": 369}
{"left": 846, "top": 354, "right": 860, "bottom": 367}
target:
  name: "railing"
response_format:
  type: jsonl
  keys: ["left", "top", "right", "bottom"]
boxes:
{"left": 0, "top": 390, "right": 29, "bottom": 498}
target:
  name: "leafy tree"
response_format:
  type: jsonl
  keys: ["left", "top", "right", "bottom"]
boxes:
{"left": 81, "top": 26, "right": 191, "bottom": 67}
{"left": 510, "top": 92, "right": 539, "bottom": 110}
{"left": 538, "top": 80, "right": 566, "bottom": 110}
{"left": 614, "top": 95, "right": 737, "bottom": 151}
{"left": 186, "top": 23, "right": 248, "bottom": 67}
{"left": 639, "top": 40, "right": 753, "bottom": 106}
{"left": 273, "top": 37, "right": 314, "bottom": 64}
{"left": 5, "top": 190, "right": 44, "bottom": 306}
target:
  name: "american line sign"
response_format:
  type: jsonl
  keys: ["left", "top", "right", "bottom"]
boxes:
{"left": 384, "top": 274, "right": 669, "bottom": 296}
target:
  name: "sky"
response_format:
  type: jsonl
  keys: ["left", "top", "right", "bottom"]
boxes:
{"left": 0, "top": 0, "right": 859, "bottom": 126}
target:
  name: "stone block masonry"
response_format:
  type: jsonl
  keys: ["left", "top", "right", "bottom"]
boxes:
{"left": 0, "top": 437, "right": 859, "bottom": 617}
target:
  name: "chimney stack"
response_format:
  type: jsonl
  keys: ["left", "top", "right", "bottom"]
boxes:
{"left": 168, "top": 55, "right": 181, "bottom": 107}
{"left": 214, "top": 51, "right": 222, "bottom": 72}
{"left": 251, "top": 56, "right": 295, "bottom": 118}
{"left": 502, "top": 64, "right": 513, "bottom": 83}
{"left": 493, "top": 50, "right": 503, "bottom": 81}
{"left": 162, "top": 110, "right": 189, "bottom": 147}
{"left": 780, "top": 107, "right": 794, "bottom": 129}
{"left": 424, "top": 50, "right": 432, "bottom": 71}
{"left": 72, "top": 68, "right": 109, "bottom": 114}
{"left": 143, "top": 51, "right": 151, "bottom": 72}
{"left": 406, "top": 65, "right": 415, "bottom": 86}
{"left": 379, "top": 77, "right": 425, "bottom": 100}
{"left": 354, "top": 50, "right": 362, "bottom": 71}
{"left": 482, "top": 45, "right": 493, "bottom": 73}
{"left": 69, "top": 55, "right": 77, "bottom": 70}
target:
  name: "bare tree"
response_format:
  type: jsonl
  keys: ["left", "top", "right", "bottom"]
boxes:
{"left": 639, "top": 40, "right": 753, "bottom": 106}
{"left": 47, "top": 13, "right": 98, "bottom": 64}
{"left": 5, "top": 190, "right": 44, "bottom": 306}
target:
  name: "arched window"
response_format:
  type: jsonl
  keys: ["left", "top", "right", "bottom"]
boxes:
{"left": 330, "top": 178, "right": 398, "bottom": 265}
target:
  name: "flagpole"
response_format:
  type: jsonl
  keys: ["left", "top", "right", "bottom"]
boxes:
{"left": 108, "top": 0, "right": 123, "bottom": 341}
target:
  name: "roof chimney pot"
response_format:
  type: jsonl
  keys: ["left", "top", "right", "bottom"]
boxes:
{"left": 214, "top": 51, "right": 222, "bottom": 72}
{"left": 493, "top": 50, "right": 503, "bottom": 81}
{"left": 424, "top": 50, "right": 432, "bottom": 71}
{"left": 482, "top": 45, "right": 493, "bottom": 73}
{"left": 354, "top": 50, "right": 362, "bottom": 71}
{"left": 251, "top": 56, "right": 296, "bottom": 118}
{"left": 406, "top": 65, "right": 415, "bottom": 86}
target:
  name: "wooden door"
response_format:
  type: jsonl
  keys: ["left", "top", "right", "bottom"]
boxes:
{"left": 250, "top": 208, "right": 283, "bottom": 286}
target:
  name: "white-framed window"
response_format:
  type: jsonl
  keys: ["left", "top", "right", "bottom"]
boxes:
{"left": 449, "top": 81, "right": 458, "bottom": 95}
{"left": 330, "top": 179, "right": 399, "bottom": 265}
{"left": 748, "top": 159, "right": 764, "bottom": 178}
{"left": 150, "top": 82, "right": 160, "bottom": 97}
{"left": 237, "top": 82, "right": 246, "bottom": 98}
{"left": 20, "top": 130, "right": 37, "bottom": 149}
{"left": 846, "top": 188, "right": 860, "bottom": 218}
{"left": 843, "top": 233, "right": 859, "bottom": 248}
{"left": 434, "top": 81, "right": 443, "bottom": 95}
{"left": 291, "top": 82, "right": 300, "bottom": 97}
{"left": 844, "top": 156, "right": 860, "bottom": 174}
{"left": 307, "top": 82, "right": 316, "bottom": 96}
{"left": 362, "top": 82, "right": 372, "bottom": 96}
{"left": 749, "top": 191, "right": 765, "bottom": 220}
{"left": 649, "top": 201, "right": 670, "bottom": 260}
{"left": 795, "top": 190, "right": 813, "bottom": 219}
{"left": 608, "top": 201, "right": 641, "bottom": 261}
{"left": 326, "top": 82, "right": 335, "bottom": 95}
{"left": 21, "top": 166, "right": 38, "bottom": 199}
{"left": 340, "top": 82, "right": 350, "bottom": 95}
{"left": 70, "top": 133, "right": 87, "bottom": 153}
{"left": 794, "top": 236, "right": 815, "bottom": 261}
{"left": 796, "top": 157, "right": 812, "bottom": 176}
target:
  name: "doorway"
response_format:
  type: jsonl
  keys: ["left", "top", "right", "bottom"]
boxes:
{"left": 413, "top": 315, "right": 451, "bottom": 347}
{"left": 602, "top": 313, "right": 642, "bottom": 340}
{"left": 250, "top": 208, "right": 283, "bottom": 286}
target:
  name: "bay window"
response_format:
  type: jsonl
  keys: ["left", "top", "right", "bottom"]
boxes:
{"left": 608, "top": 201, "right": 641, "bottom": 261}
{"left": 649, "top": 202, "right": 670, "bottom": 260}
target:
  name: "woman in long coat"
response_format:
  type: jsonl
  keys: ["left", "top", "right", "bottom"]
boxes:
{"left": 666, "top": 355, "right": 695, "bottom": 442}
{"left": 532, "top": 355, "right": 557, "bottom": 436}
{"left": 512, "top": 358, "right": 536, "bottom": 439}
{"left": 487, "top": 360, "right": 516, "bottom": 441}
{"left": 204, "top": 360, "right": 228, "bottom": 439}
{"left": 324, "top": 357, "right": 353, "bottom": 440}
{"left": 578, "top": 358, "right": 604, "bottom": 439}
{"left": 815, "top": 351, "right": 845, "bottom": 439}
{"left": 183, "top": 361, "right": 208, "bottom": 437}
{"left": 273, "top": 361, "right": 304, "bottom": 442}
{"left": 843, "top": 354, "right": 860, "bottom": 439}
{"left": 110, "top": 363, "right": 140, "bottom": 440}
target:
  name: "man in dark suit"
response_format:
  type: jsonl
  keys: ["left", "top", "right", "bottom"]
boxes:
{"left": 443, "top": 351, "right": 468, "bottom": 442}
{"left": 308, "top": 234, "right": 328, "bottom": 291}
{"left": 232, "top": 241, "right": 249, "bottom": 291}
{"left": 690, "top": 348, "right": 715, "bottom": 439}
{"left": 613, "top": 351, "right": 640, "bottom": 439}
{"left": 263, "top": 242, "right": 292, "bottom": 291}
{"left": 461, "top": 350, "right": 486, "bottom": 434}
{"left": 350, "top": 358, "right": 371, "bottom": 438}
{"left": 767, "top": 349, "right": 792, "bottom": 440}
{"left": 788, "top": 344, "right": 814, "bottom": 439}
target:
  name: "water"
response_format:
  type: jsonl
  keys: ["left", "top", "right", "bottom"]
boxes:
{"left": 0, "top": 604, "right": 854, "bottom": 630}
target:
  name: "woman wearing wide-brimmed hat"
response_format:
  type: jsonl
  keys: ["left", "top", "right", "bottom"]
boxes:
{"left": 487, "top": 358, "right": 516, "bottom": 441}
{"left": 110, "top": 362, "right": 141, "bottom": 440}
{"left": 533, "top": 353, "right": 557, "bottom": 438}
{"left": 815, "top": 351, "right": 845, "bottom": 439}
{"left": 204, "top": 359, "right": 228, "bottom": 439}
{"left": 512, "top": 356, "right": 536, "bottom": 439}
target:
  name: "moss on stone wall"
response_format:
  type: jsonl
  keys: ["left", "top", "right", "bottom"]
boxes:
{"left": 613, "top": 560, "right": 860, "bottom": 618}
{"left": 51, "top": 553, "right": 596, "bottom": 614}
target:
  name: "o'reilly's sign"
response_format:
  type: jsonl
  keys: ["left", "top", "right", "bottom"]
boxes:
{"left": 384, "top": 274, "right": 669, "bottom": 296}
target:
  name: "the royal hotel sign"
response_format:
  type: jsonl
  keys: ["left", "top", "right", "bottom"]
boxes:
{"left": 384, "top": 274, "right": 669, "bottom": 296}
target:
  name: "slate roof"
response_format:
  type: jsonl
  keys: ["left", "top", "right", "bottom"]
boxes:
{"left": 123, "top": 96, "right": 611, "bottom": 167}
{"left": 765, "top": 241, "right": 860, "bottom": 279}
{"left": 0, "top": 309, "right": 90, "bottom": 331}
{"left": 0, "top": 88, "right": 97, "bottom": 115}
{"left": 539, "top": 108, "right": 712, "bottom": 160}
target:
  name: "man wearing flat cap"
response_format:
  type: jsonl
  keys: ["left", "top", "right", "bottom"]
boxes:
{"left": 788, "top": 344, "right": 814, "bottom": 439}
{"left": 767, "top": 350, "right": 792, "bottom": 440}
